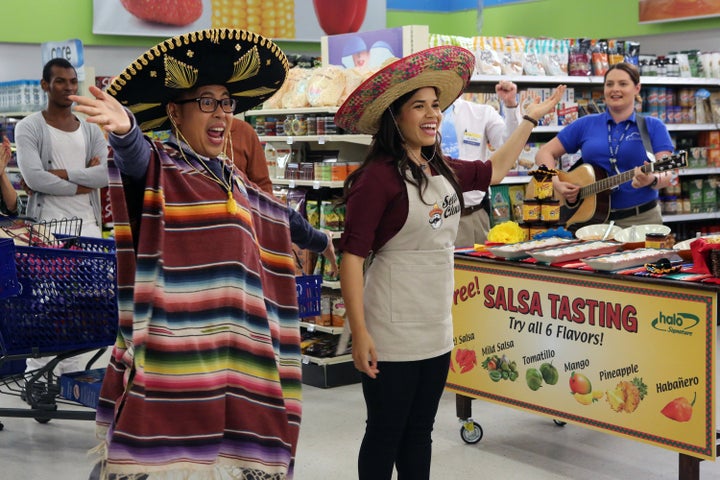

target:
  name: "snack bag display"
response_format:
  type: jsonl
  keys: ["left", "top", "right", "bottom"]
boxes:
{"left": 306, "top": 65, "right": 346, "bottom": 107}
{"left": 281, "top": 67, "right": 313, "bottom": 109}
{"left": 472, "top": 36, "right": 502, "bottom": 75}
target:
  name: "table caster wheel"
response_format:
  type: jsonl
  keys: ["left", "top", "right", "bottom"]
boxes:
{"left": 460, "top": 420, "right": 483, "bottom": 444}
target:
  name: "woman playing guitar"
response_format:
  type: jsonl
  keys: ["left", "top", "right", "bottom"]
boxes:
{"left": 535, "top": 62, "right": 675, "bottom": 228}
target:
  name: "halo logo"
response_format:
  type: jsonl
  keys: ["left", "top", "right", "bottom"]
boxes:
{"left": 651, "top": 312, "right": 699, "bottom": 336}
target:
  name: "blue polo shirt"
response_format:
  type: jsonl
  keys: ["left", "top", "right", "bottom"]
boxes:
{"left": 557, "top": 111, "right": 674, "bottom": 210}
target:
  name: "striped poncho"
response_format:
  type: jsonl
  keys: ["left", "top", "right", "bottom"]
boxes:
{"left": 94, "top": 137, "right": 302, "bottom": 479}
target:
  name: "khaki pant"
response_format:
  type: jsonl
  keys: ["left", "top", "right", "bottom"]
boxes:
{"left": 455, "top": 208, "right": 490, "bottom": 247}
{"left": 611, "top": 204, "right": 663, "bottom": 229}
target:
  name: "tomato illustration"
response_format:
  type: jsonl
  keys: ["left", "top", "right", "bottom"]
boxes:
{"left": 120, "top": 0, "right": 203, "bottom": 26}
{"left": 312, "top": 0, "right": 368, "bottom": 35}
{"left": 455, "top": 348, "right": 477, "bottom": 374}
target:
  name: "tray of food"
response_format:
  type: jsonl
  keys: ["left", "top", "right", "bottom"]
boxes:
{"left": 487, "top": 237, "right": 578, "bottom": 260}
{"left": 581, "top": 248, "right": 682, "bottom": 272}
{"left": 673, "top": 234, "right": 720, "bottom": 251}
{"left": 530, "top": 241, "right": 622, "bottom": 264}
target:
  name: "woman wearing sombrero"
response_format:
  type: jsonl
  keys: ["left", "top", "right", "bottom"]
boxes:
{"left": 334, "top": 45, "right": 565, "bottom": 479}
{"left": 72, "top": 29, "right": 301, "bottom": 479}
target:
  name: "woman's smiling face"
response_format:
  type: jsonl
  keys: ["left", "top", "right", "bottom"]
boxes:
{"left": 396, "top": 87, "right": 441, "bottom": 153}
{"left": 168, "top": 84, "right": 234, "bottom": 158}
{"left": 604, "top": 68, "right": 640, "bottom": 112}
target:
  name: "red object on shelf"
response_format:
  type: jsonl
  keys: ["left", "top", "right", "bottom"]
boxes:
{"left": 312, "top": 0, "right": 367, "bottom": 35}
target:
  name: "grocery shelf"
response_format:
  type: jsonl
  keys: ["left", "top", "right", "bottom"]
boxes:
{"left": 470, "top": 74, "right": 720, "bottom": 87}
{"left": 302, "top": 353, "right": 353, "bottom": 366}
{"left": 300, "top": 322, "right": 344, "bottom": 335}
{"left": 259, "top": 134, "right": 371, "bottom": 145}
{"left": 515, "top": 123, "right": 717, "bottom": 134}
{"left": 677, "top": 167, "right": 720, "bottom": 176}
{"left": 666, "top": 123, "right": 719, "bottom": 132}
{"left": 272, "top": 178, "right": 344, "bottom": 189}
{"left": 501, "top": 176, "right": 531, "bottom": 184}
{"left": 0, "top": 112, "right": 35, "bottom": 118}
{"left": 244, "top": 106, "right": 339, "bottom": 117}
{"left": 663, "top": 211, "right": 720, "bottom": 223}
{"left": 323, "top": 230, "right": 343, "bottom": 240}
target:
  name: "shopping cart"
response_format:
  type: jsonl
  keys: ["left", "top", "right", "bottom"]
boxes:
{"left": 0, "top": 218, "right": 118, "bottom": 428}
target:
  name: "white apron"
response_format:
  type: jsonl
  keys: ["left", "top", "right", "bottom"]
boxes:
{"left": 363, "top": 172, "right": 461, "bottom": 361}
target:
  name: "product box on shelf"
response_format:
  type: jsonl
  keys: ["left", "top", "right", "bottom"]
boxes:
{"left": 59, "top": 368, "right": 105, "bottom": 409}
{"left": 302, "top": 360, "right": 360, "bottom": 389}
{"left": 321, "top": 25, "right": 429, "bottom": 69}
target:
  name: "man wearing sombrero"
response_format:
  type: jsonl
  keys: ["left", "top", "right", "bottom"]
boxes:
{"left": 72, "top": 29, "right": 301, "bottom": 479}
{"left": 334, "top": 45, "right": 565, "bottom": 479}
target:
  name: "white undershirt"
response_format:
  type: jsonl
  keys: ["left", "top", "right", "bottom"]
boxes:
{"left": 43, "top": 125, "right": 99, "bottom": 236}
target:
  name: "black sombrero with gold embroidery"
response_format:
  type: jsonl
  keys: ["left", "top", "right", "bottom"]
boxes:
{"left": 107, "top": 28, "right": 288, "bottom": 132}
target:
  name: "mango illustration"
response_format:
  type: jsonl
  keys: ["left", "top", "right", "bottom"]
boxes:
{"left": 569, "top": 371, "right": 592, "bottom": 395}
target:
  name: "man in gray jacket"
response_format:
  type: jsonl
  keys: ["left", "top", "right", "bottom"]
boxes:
{"left": 15, "top": 58, "right": 108, "bottom": 239}
{"left": 15, "top": 58, "right": 109, "bottom": 374}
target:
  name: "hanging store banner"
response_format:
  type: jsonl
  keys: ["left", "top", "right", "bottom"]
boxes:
{"left": 447, "top": 258, "right": 717, "bottom": 460}
{"left": 639, "top": 0, "right": 720, "bottom": 23}
{"left": 92, "top": 0, "right": 386, "bottom": 41}
{"left": 484, "top": 0, "right": 542, "bottom": 6}
{"left": 386, "top": 0, "right": 477, "bottom": 10}
{"left": 41, "top": 39, "right": 85, "bottom": 81}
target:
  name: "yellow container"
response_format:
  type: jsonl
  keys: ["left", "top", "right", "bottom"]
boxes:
{"left": 522, "top": 200, "right": 540, "bottom": 222}
{"left": 541, "top": 200, "right": 560, "bottom": 223}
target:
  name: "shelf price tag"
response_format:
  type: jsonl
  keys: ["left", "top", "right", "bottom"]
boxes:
{"left": 302, "top": 355, "right": 310, "bottom": 365}
{"left": 312, "top": 181, "right": 321, "bottom": 190}
{"left": 306, "top": 323, "right": 316, "bottom": 332}
{"left": 288, "top": 180, "right": 296, "bottom": 188}
{"left": 318, "top": 136, "right": 326, "bottom": 145}
{"left": 286, "top": 136, "right": 294, "bottom": 145}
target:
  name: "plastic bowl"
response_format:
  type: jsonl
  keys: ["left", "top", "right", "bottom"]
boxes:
{"left": 614, "top": 224, "right": 671, "bottom": 244}
{"left": 575, "top": 224, "right": 622, "bottom": 241}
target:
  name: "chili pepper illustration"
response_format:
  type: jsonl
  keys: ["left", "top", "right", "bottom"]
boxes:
{"left": 661, "top": 392, "right": 696, "bottom": 422}
{"left": 312, "top": 0, "right": 368, "bottom": 35}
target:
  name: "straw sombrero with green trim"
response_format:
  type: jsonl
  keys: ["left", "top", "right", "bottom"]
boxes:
{"left": 106, "top": 28, "right": 288, "bottom": 132}
{"left": 334, "top": 45, "right": 475, "bottom": 135}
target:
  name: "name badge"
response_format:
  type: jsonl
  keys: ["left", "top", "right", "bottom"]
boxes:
{"left": 462, "top": 131, "right": 483, "bottom": 147}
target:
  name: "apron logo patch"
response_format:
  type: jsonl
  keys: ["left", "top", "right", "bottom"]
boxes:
{"left": 442, "top": 192, "right": 461, "bottom": 218}
{"left": 429, "top": 203, "right": 444, "bottom": 229}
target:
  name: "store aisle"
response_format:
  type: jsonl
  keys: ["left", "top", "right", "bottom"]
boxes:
{"left": 0, "top": 360, "right": 719, "bottom": 479}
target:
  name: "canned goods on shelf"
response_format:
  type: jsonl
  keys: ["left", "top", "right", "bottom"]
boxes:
{"left": 255, "top": 116, "right": 266, "bottom": 135}
{"left": 264, "top": 118, "right": 276, "bottom": 136}
{"left": 292, "top": 114, "right": 307, "bottom": 136}
{"left": 332, "top": 163, "right": 347, "bottom": 182}
{"left": 316, "top": 116, "right": 326, "bottom": 135}
{"left": 324, "top": 116, "right": 338, "bottom": 134}
{"left": 306, "top": 115, "right": 317, "bottom": 135}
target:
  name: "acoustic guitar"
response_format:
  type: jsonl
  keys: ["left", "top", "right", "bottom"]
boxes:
{"left": 526, "top": 151, "right": 687, "bottom": 229}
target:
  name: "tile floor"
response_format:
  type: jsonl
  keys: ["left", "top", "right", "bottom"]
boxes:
{"left": 0, "top": 352, "right": 719, "bottom": 480}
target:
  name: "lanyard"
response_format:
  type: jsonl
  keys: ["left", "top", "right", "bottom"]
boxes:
{"left": 607, "top": 121, "right": 631, "bottom": 174}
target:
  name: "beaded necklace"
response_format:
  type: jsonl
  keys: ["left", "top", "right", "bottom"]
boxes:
{"left": 173, "top": 124, "right": 238, "bottom": 215}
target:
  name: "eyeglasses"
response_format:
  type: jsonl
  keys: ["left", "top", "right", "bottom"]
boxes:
{"left": 174, "top": 97, "right": 237, "bottom": 113}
